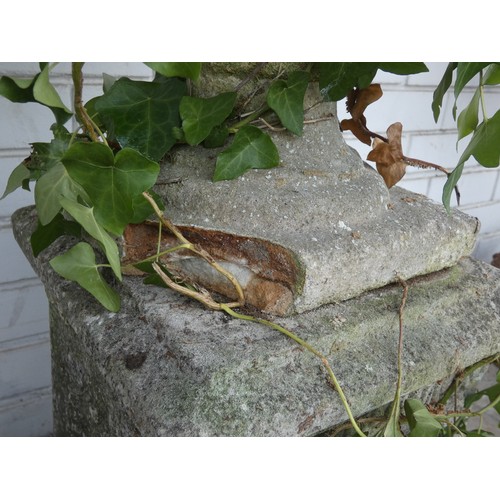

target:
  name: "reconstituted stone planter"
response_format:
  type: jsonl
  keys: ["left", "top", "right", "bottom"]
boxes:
{"left": 10, "top": 64, "right": 500, "bottom": 435}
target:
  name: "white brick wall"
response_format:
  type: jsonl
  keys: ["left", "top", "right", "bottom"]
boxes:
{"left": 1, "top": 62, "right": 499, "bottom": 436}
{"left": 0, "top": 62, "right": 153, "bottom": 436}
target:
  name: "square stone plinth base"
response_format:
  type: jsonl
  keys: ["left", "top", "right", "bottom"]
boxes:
{"left": 47, "top": 258, "right": 499, "bottom": 436}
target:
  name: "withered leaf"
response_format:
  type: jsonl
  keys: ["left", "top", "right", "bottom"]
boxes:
{"left": 340, "top": 84, "right": 383, "bottom": 145}
{"left": 366, "top": 122, "right": 406, "bottom": 188}
{"left": 340, "top": 115, "right": 371, "bottom": 145}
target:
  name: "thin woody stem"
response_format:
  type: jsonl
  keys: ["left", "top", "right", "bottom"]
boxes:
{"left": 402, "top": 155, "right": 450, "bottom": 175}
{"left": 71, "top": 62, "right": 104, "bottom": 144}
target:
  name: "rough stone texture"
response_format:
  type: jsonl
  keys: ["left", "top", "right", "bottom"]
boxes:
{"left": 12, "top": 206, "right": 500, "bottom": 436}
{"left": 151, "top": 88, "right": 479, "bottom": 315}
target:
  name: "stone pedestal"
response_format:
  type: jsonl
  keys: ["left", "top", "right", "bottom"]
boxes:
{"left": 12, "top": 207, "right": 500, "bottom": 436}
{"left": 9, "top": 70, "right": 499, "bottom": 434}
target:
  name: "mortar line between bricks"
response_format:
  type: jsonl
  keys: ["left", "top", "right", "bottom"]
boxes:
{"left": 0, "top": 276, "right": 45, "bottom": 291}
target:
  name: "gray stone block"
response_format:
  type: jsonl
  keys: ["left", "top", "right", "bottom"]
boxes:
{"left": 146, "top": 93, "right": 479, "bottom": 316}
{"left": 11, "top": 206, "right": 500, "bottom": 436}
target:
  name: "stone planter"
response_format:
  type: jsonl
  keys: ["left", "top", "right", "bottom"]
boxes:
{"left": 11, "top": 64, "right": 500, "bottom": 436}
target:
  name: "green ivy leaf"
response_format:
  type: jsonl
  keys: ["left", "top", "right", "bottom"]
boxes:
{"left": 404, "top": 399, "right": 443, "bottom": 437}
{"left": 0, "top": 161, "right": 31, "bottom": 199}
{"left": 442, "top": 162, "right": 464, "bottom": 213}
{"left": 50, "top": 242, "right": 120, "bottom": 312}
{"left": 266, "top": 71, "right": 309, "bottom": 136}
{"left": 484, "top": 63, "right": 500, "bottom": 85}
{"left": 58, "top": 196, "right": 122, "bottom": 281}
{"left": 0, "top": 67, "right": 72, "bottom": 125}
{"left": 454, "top": 62, "right": 492, "bottom": 100}
{"left": 30, "top": 213, "right": 81, "bottom": 257}
{"left": 453, "top": 63, "right": 492, "bottom": 119}
{"left": 213, "top": 125, "right": 279, "bottom": 181}
{"left": 464, "top": 375, "right": 500, "bottom": 415}
{"left": 319, "top": 63, "right": 379, "bottom": 101}
{"left": 458, "top": 109, "right": 500, "bottom": 167}
{"left": 62, "top": 142, "right": 160, "bottom": 235}
{"left": 377, "top": 62, "right": 428, "bottom": 75}
{"left": 443, "top": 109, "right": 500, "bottom": 212}
{"left": 144, "top": 62, "right": 201, "bottom": 81}
{"left": 94, "top": 77, "right": 186, "bottom": 161}
{"left": 0, "top": 75, "right": 36, "bottom": 102}
{"left": 432, "top": 62, "right": 458, "bottom": 122}
{"left": 33, "top": 64, "right": 72, "bottom": 125}
{"left": 180, "top": 92, "right": 237, "bottom": 145}
{"left": 203, "top": 125, "right": 229, "bottom": 148}
{"left": 457, "top": 88, "right": 480, "bottom": 142}
{"left": 382, "top": 398, "right": 403, "bottom": 437}
{"left": 34, "top": 162, "right": 88, "bottom": 225}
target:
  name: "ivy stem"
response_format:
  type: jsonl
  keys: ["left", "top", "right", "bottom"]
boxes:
{"left": 382, "top": 276, "right": 408, "bottom": 435}
{"left": 479, "top": 70, "right": 489, "bottom": 123}
{"left": 220, "top": 304, "right": 367, "bottom": 437}
{"left": 228, "top": 104, "right": 271, "bottom": 133}
{"left": 437, "top": 353, "right": 500, "bottom": 406}
{"left": 122, "top": 243, "right": 193, "bottom": 272}
{"left": 71, "top": 62, "right": 107, "bottom": 145}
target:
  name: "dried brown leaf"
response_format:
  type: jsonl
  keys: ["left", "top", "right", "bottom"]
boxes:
{"left": 367, "top": 122, "right": 406, "bottom": 188}
{"left": 341, "top": 84, "right": 383, "bottom": 145}
{"left": 347, "top": 84, "right": 383, "bottom": 119}
{"left": 340, "top": 116, "right": 371, "bottom": 145}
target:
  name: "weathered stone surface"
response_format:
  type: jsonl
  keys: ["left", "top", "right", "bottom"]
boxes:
{"left": 12, "top": 206, "right": 500, "bottom": 436}
{"left": 151, "top": 90, "right": 479, "bottom": 315}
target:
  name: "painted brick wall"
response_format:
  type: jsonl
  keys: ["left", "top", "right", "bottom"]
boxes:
{"left": 1, "top": 62, "right": 499, "bottom": 436}
{"left": 0, "top": 63, "right": 153, "bottom": 436}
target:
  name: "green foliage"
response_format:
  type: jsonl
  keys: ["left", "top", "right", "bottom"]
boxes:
{"left": 30, "top": 213, "right": 81, "bottom": 257}
{"left": 0, "top": 61, "right": 468, "bottom": 312}
{"left": 404, "top": 399, "right": 443, "bottom": 437}
{"left": 266, "top": 71, "right": 309, "bottom": 135}
{"left": 432, "top": 62, "right": 458, "bottom": 122}
{"left": 433, "top": 62, "right": 500, "bottom": 211}
{"left": 94, "top": 77, "right": 186, "bottom": 161}
{"left": 0, "top": 161, "right": 31, "bottom": 199}
{"left": 464, "top": 368, "right": 500, "bottom": 415}
{"left": 180, "top": 92, "right": 237, "bottom": 145}
{"left": 50, "top": 242, "right": 121, "bottom": 312}
{"left": 34, "top": 162, "right": 88, "bottom": 225}
{"left": 0, "top": 63, "right": 72, "bottom": 125}
{"left": 213, "top": 125, "right": 279, "bottom": 181}
{"left": 58, "top": 196, "right": 122, "bottom": 280}
{"left": 319, "top": 63, "right": 379, "bottom": 101}
{"left": 457, "top": 87, "right": 480, "bottom": 141}
{"left": 319, "top": 62, "right": 428, "bottom": 101}
{"left": 62, "top": 143, "right": 160, "bottom": 235}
